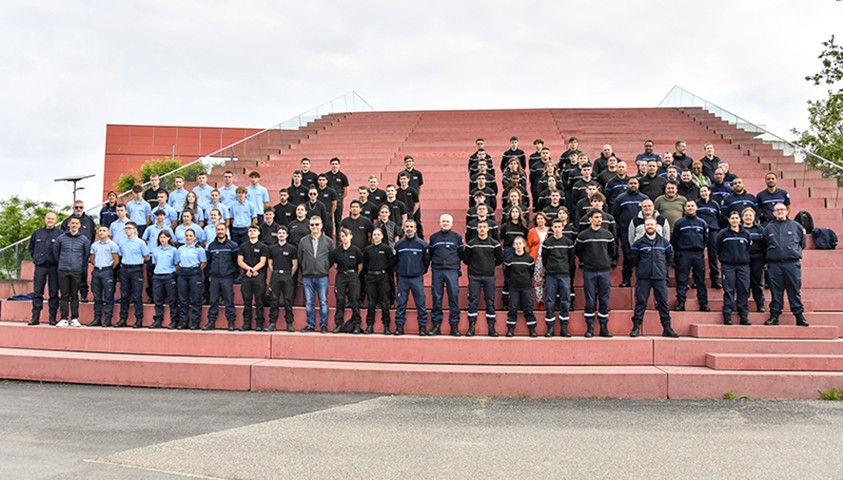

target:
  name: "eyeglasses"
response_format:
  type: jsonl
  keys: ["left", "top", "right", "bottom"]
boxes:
{"left": 73, "top": 206, "right": 84, "bottom": 210}
{"left": 310, "top": 224, "right": 321, "bottom": 227}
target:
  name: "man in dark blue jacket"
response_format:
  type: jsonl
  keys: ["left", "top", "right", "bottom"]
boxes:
{"left": 28, "top": 212, "right": 63, "bottom": 325}
{"left": 53, "top": 217, "right": 92, "bottom": 327}
{"left": 672, "top": 200, "right": 709, "bottom": 312}
{"left": 394, "top": 219, "right": 431, "bottom": 336}
{"left": 61, "top": 200, "right": 97, "bottom": 302}
{"left": 630, "top": 218, "right": 678, "bottom": 337}
{"left": 204, "top": 223, "right": 239, "bottom": 331}
{"left": 428, "top": 214, "right": 464, "bottom": 335}
{"left": 763, "top": 203, "right": 809, "bottom": 327}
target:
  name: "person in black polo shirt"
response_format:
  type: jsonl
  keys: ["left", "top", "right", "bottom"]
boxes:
{"left": 357, "top": 186, "right": 378, "bottom": 221}
{"left": 463, "top": 219, "right": 503, "bottom": 337}
{"left": 237, "top": 225, "right": 269, "bottom": 331}
{"left": 363, "top": 228, "right": 395, "bottom": 335}
{"left": 267, "top": 226, "right": 298, "bottom": 332}
{"left": 397, "top": 172, "right": 421, "bottom": 236}
{"left": 330, "top": 228, "right": 363, "bottom": 334}
{"left": 323, "top": 157, "right": 349, "bottom": 237}
{"left": 259, "top": 207, "right": 282, "bottom": 245}
{"left": 273, "top": 188, "right": 297, "bottom": 227}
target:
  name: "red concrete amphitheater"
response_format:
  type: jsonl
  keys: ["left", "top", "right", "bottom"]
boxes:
{"left": 2, "top": 89, "right": 842, "bottom": 399}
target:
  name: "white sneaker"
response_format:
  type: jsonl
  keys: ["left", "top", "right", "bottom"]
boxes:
{"left": 56, "top": 319, "right": 69, "bottom": 327}
{"left": 70, "top": 319, "right": 82, "bottom": 327}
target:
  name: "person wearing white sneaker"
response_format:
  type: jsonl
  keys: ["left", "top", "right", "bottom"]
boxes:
{"left": 53, "top": 217, "right": 91, "bottom": 328}
{"left": 70, "top": 319, "right": 82, "bottom": 327}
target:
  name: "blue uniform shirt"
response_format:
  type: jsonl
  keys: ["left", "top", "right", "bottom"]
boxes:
{"left": 177, "top": 244, "right": 207, "bottom": 268}
{"left": 218, "top": 185, "right": 238, "bottom": 208}
{"left": 230, "top": 200, "right": 258, "bottom": 228}
{"left": 174, "top": 223, "right": 206, "bottom": 245}
{"left": 192, "top": 185, "right": 213, "bottom": 210}
{"left": 204, "top": 202, "right": 231, "bottom": 221}
{"left": 119, "top": 237, "right": 151, "bottom": 265}
{"left": 90, "top": 239, "right": 120, "bottom": 268}
{"left": 125, "top": 199, "right": 152, "bottom": 225}
{"left": 109, "top": 219, "right": 129, "bottom": 246}
{"left": 142, "top": 224, "right": 175, "bottom": 254}
{"left": 168, "top": 188, "right": 188, "bottom": 211}
{"left": 152, "top": 204, "right": 178, "bottom": 224}
{"left": 152, "top": 246, "right": 179, "bottom": 274}
{"left": 204, "top": 223, "right": 225, "bottom": 243}
{"left": 246, "top": 185, "right": 269, "bottom": 213}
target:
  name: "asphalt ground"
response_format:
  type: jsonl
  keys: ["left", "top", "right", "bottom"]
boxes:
{"left": 2, "top": 381, "right": 842, "bottom": 479}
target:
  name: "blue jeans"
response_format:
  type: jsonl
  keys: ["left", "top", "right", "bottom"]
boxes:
{"left": 583, "top": 270, "right": 611, "bottom": 325}
{"left": 91, "top": 268, "right": 115, "bottom": 323}
{"left": 303, "top": 276, "right": 329, "bottom": 327}
{"left": 544, "top": 274, "right": 571, "bottom": 324}
{"left": 395, "top": 276, "right": 428, "bottom": 328}
{"left": 431, "top": 269, "right": 460, "bottom": 325}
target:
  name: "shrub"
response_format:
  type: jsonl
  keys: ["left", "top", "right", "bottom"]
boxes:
{"left": 113, "top": 157, "right": 208, "bottom": 193}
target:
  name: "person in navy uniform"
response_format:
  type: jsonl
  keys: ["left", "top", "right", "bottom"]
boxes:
{"left": 575, "top": 208, "right": 616, "bottom": 338}
{"left": 204, "top": 223, "right": 239, "bottom": 331}
{"left": 393, "top": 220, "right": 430, "bottom": 336}
{"left": 428, "top": 214, "right": 464, "bottom": 336}
{"left": 630, "top": 218, "right": 679, "bottom": 338}
{"left": 756, "top": 173, "right": 791, "bottom": 225}
{"left": 541, "top": 218, "right": 575, "bottom": 337}
{"left": 717, "top": 211, "right": 752, "bottom": 326}
{"left": 28, "top": 212, "right": 63, "bottom": 326}
{"left": 463, "top": 220, "right": 503, "bottom": 337}
{"left": 503, "top": 236, "right": 536, "bottom": 337}
{"left": 672, "top": 200, "right": 710, "bottom": 312}
{"left": 764, "top": 203, "right": 809, "bottom": 327}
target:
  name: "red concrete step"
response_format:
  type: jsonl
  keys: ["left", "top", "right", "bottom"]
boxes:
{"left": 689, "top": 324, "right": 838, "bottom": 340}
{"left": 251, "top": 360, "right": 668, "bottom": 398}
{"left": 705, "top": 353, "right": 843, "bottom": 371}
{"left": 653, "top": 337, "right": 843, "bottom": 366}
{"left": 0, "top": 347, "right": 254, "bottom": 390}
{"left": 662, "top": 365, "right": 843, "bottom": 400}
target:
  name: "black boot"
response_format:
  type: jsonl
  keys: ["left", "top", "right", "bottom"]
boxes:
{"left": 332, "top": 321, "right": 344, "bottom": 334}
{"left": 545, "top": 323, "right": 555, "bottom": 337}
{"left": 449, "top": 324, "right": 460, "bottom": 337}
{"left": 418, "top": 324, "right": 427, "bottom": 336}
{"left": 382, "top": 320, "right": 392, "bottom": 336}
{"left": 662, "top": 326, "right": 679, "bottom": 338}
{"left": 630, "top": 324, "right": 641, "bottom": 337}
{"left": 488, "top": 323, "right": 499, "bottom": 337}
{"left": 699, "top": 304, "right": 710, "bottom": 312}
{"left": 254, "top": 320, "right": 264, "bottom": 332}
{"left": 599, "top": 323, "right": 613, "bottom": 338}
{"left": 393, "top": 324, "right": 404, "bottom": 336}
{"left": 176, "top": 320, "right": 188, "bottom": 330}
{"left": 27, "top": 315, "right": 40, "bottom": 326}
{"left": 285, "top": 322, "right": 295, "bottom": 332}
{"left": 239, "top": 320, "right": 252, "bottom": 331}
{"left": 102, "top": 318, "right": 112, "bottom": 328}
{"left": 132, "top": 320, "right": 144, "bottom": 329}
{"left": 466, "top": 321, "right": 476, "bottom": 337}
{"left": 723, "top": 314, "right": 732, "bottom": 326}
{"left": 528, "top": 326, "right": 537, "bottom": 338}
{"left": 795, "top": 313, "right": 810, "bottom": 327}
{"left": 228, "top": 321, "right": 236, "bottom": 332}
{"left": 202, "top": 320, "right": 216, "bottom": 331}
{"left": 505, "top": 326, "right": 515, "bottom": 337}
{"left": 87, "top": 319, "right": 102, "bottom": 327}
{"left": 364, "top": 323, "right": 374, "bottom": 335}
{"left": 149, "top": 320, "right": 162, "bottom": 329}
{"left": 711, "top": 279, "right": 722, "bottom": 289}
{"left": 167, "top": 320, "right": 177, "bottom": 330}
{"left": 619, "top": 279, "right": 631, "bottom": 288}
{"left": 674, "top": 300, "right": 685, "bottom": 312}
{"left": 560, "top": 324, "right": 571, "bottom": 337}
{"left": 739, "top": 317, "right": 751, "bottom": 326}
{"left": 585, "top": 324, "right": 594, "bottom": 338}
{"left": 189, "top": 322, "right": 199, "bottom": 331}
{"left": 265, "top": 322, "right": 277, "bottom": 332}
{"left": 764, "top": 314, "right": 780, "bottom": 326}
{"left": 429, "top": 324, "right": 441, "bottom": 336}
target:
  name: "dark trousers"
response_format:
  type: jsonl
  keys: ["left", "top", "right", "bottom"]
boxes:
{"left": 153, "top": 273, "right": 178, "bottom": 325}
{"left": 632, "top": 278, "right": 671, "bottom": 326}
{"left": 544, "top": 274, "right": 571, "bottom": 324}
{"left": 78, "top": 265, "right": 89, "bottom": 299}
{"left": 706, "top": 231, "right": 720, "bottom": 282}
{"left": 145, "top": 260, "right": 155, "bottom": 300}
{"left": 468, "top": 274, "right": 496, "bottom": 324}
{"left": 240, "top": 273, "right": 266, "bottom": 327}
{"left": 768, "top": 261, "right": 804, "bottom": 315}
{"left": 620, "top": 232, "right": 634, "bottom": 282}
{"left": 366, "top": 273, "right": 391, "bottom": 326}
{"left": 120, "top": 265, "right": 145, "bottom": 323}
{"left": 414, "top": 210, "right": 424, "bottom": 239}
{"left": 268, "top": 273, "right": 295, "bottom": 325}
{"left": 722, "top": 263, "right": 750, "bottom": 318}
{"left": 178, "top": 268, "right": 203, "bottom": 327}
{"left": 749, "top": 255, "right": 766, "bottom": 306}
{"left": 676, "top": 250, "right": 708, "bottom": 306}
{"left": 431, "top": 269, "right": 460, "bottom": 326}
{"left": 32, "top": 264, "right": 59, "bottom": 320}
{"left": 395, "top": 276, "right": 428, "bottom": 328}
{"left": 502, "top": 246, "right": 514, "bottom": 301}
{"left": 583, "top": 270, "right": 611, "bottom": 325}
{"left": 507, "top": 288, "right": 536, "bottom": 327}
{"left": 91, "top": 268, "right": 115, "bottom": 323}
{"left": 208, "top": 275, "right": 236, "bottom": 325}
{"left": 231, "top": 227, "right": 248, "bottom": 246}
{"left": 58, "top": 270, "right": 81, "bottom": 320}
{"left": 334, "top": 272, "right": 361, "bottom": 325}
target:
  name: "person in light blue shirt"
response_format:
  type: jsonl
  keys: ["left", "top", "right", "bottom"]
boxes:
{"left": 204, "top": 208, "right": 226, "bottom": 244}
{"left": 218, "top": 170, "right": 238, "bottom": 209}
{"left": 230, "top": 186, "right": 258, "bottom": 245}
{"left": 152, "top": 191, "right": 178, "bottom": 229}
{"left": 174, "top": 210, "right": 206, "bottom": 246}
{"left": 204, "top": 189, "right": 231, "bottom": 227}
{"left": 125, "top": 185, "right": 152, "bottom": 235}
{"left": 150, "top": 230, "right": 179, "bottom": 329}
{"left": 177, "top": 229, "right": 207, "bottom": 329}
{"left": 180, "top": 191, "right": 205, "bottom": 225}
{"left": 117, "top": 222, "right": 150, "bottom": 328}
{"left": 246, "top": 171, "right": 270, "bottom": 222}
{"left": 192, "top": 173, "right": 213, "bottom": 210}
{"left": 108, "top": 204, "right": 130, "bottom": 247}
{"left": 168, "top": 176, "right": 189, "bottom": 211}
{"left": 142, "top": 210, "right": 175, "bottom": 301}
{"left": 89, "top": 226, "right": 120, "bottom": 327}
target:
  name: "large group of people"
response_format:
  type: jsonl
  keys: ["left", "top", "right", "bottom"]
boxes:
{"left": 27, "top": 137, "right": 812, "bottom": 337}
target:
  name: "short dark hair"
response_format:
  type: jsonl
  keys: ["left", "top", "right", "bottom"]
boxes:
{"left": 587, "top": 208, "right": 603, "bottom": 219}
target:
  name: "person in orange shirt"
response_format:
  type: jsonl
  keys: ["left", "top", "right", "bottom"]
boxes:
{"left": 526, "top": 212, "right": 550, "bottom": 307}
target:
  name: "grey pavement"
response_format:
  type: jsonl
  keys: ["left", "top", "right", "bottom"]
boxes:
{"left": 1, "top": 381, "right": 843, "bottom": 479}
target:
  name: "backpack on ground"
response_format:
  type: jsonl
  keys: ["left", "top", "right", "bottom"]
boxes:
{"left": 812, "top": 227, "right": 838, "bottom": 250}
{"left": 794, "top": 211, "right": 814, "bottom": 234}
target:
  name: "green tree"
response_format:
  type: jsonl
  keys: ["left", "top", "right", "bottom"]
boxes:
{"left": 0, "top": 196, "right": 69, "bottom": 278}
{"left": 793, "top": 35, "right": 843, "bottom": 182}
{"left": 114, "top": 157, "right": 208, "bottom": 194}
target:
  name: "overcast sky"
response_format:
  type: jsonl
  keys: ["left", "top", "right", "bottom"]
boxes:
{"left": 1, "top": 0, "right": 841, "bottom": 214}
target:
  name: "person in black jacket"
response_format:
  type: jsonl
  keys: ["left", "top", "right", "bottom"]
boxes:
{"left": 331, "top": 228, "right": 363, "bottom": 334}
{"left": 463, "top": 220, "right": 503, "bottom": 337}
{"left": 428, "top": 214, "right": 464, "bottom": 336}
{"left": 542, "top": 218, "right": 575, "bottom": 337}
{"left": 266, "top": 226, "right": 298, "bottom": 332}
{"left": 763, "top": 203, "right": 808, "bottom": 327}
{"left": 204, "top": 223, "right": 239, "bottom": 330}
{"left": 503, "top": 236, "right": 536, "bottom": 337}
{"left": 716, "top": 211, "right": 751, "bottom": 325}
{"left": 363, "top": 228, "right": 395, "bottom": 334}
{"left": 28, "top": 212, "right": 63, "bottom": 325}
{"left": 695, "top": 185, "right": 722, "bottom": 288}
{"left": 672, "top": 200, "right": 709, "bottom": 312}
{"left": 742, "top": 208, "right": 766, "bottom": 313}
{"left": 237, "top": 225, "right": 269, "bottom": 331}
{"left": 630, "top": 218, "right": 679, "bottom": 338}
{"left": 575, "top": 208, "right": 616, "bottom": 337}
{"left": 61, "top": 200, "right": 97, "bottom": 302}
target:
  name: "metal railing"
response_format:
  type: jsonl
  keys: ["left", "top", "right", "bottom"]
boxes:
{"left": 0, "top": 91, "right": 374, "bottom": 282}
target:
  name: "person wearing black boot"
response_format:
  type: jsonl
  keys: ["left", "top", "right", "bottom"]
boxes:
{"left": 630, "top": 218, "right": 678, "bottom": 337}
{"left": 116, "top": 222, "right": 149, "bottom": 329}
{"left": 542, "top": 218, "right": 575, "bottom": 337}
{"left": 428, "top": 214, "right": 464, "bottom": 336}
{"left": 764, "top": 203, "right": 809, "bottom": 327}
{"left": 575, "top": 209, "right": 615, "bottom": 338}
{"left": 363, "top": 228, "right": 395, "bottom": 335}
{"left": 88, "top": 226, "right": 119, "bottom": 327}
{"left": 463, "top": 220, "right": 503, "bottom": 337}
{"left": 503, "top": 236, "right": 537, "bottom": 337}
{"left": 742, "top": 208, "right": 766, "bottom": 313}
{"left": 717, "top": 211, "right": 752, "bottom": 326}
{"left": 394, "top": 220, "right": 430, "bottom": 336}
{"left": 177, "top": 229, "right": 206, "bottom": 330}
{"left": 672, "top": 200, "right": 709, "bottom": 312}
{"left": 204, "top": 223, "right": 239, "bottom": 331}
{"left": 267, "top": 226, "right": 298, "bottom": 332}
{"left": 29, "top": 212, "right": 63, "bottom": 326}
{"left": 238, "top": 225, "right": 269, "bottom": 331}
{"left": 330, "top": 228, "right": 363, "bottom": 334}
{"left": 150, "top": 230, "right": 179, "bottom": 330}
